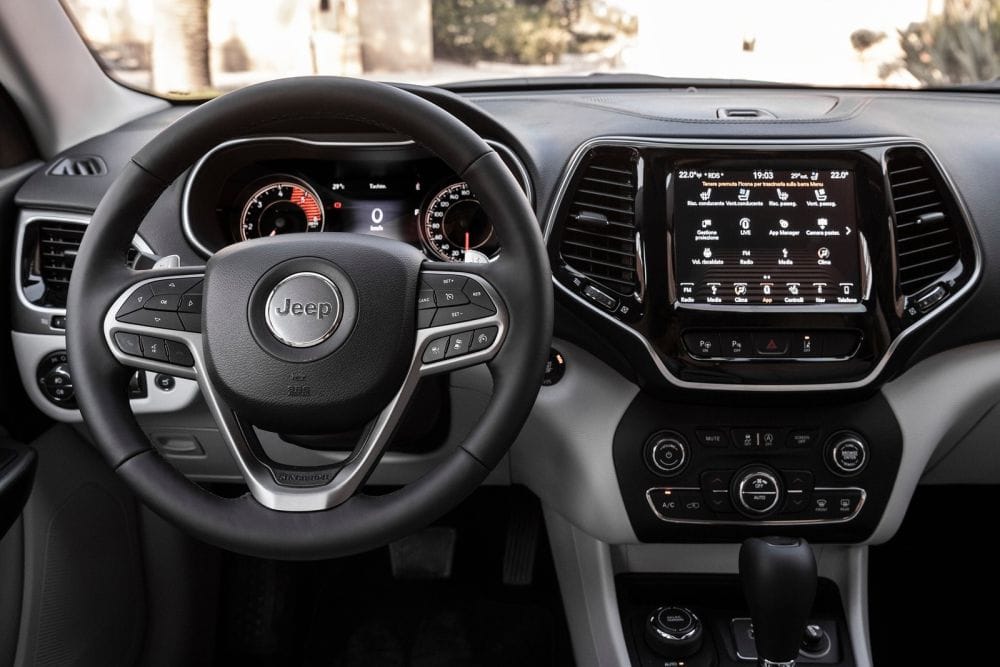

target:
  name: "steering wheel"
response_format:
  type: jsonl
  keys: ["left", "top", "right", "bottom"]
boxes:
{"left": 66, "top": 77, "right": 552, "bottom": 560}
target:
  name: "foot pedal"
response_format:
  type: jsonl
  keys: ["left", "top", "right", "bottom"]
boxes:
{"left": 389, "top": 526, "right": 456, "bottom": 580}
{"left": 502, "top": 495, "right": 541, "bottom": 586}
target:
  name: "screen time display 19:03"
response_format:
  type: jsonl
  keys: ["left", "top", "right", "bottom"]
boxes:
{"left": 672, "top": 168, "right": 861, "bottom": 306}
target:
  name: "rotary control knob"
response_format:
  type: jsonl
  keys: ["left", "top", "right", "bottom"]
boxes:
{"left": 826, "top": 431, "right": 868, "bottom": 476}
{"left": 732, "top": 465, "right": 783, "bottom": 517}
{"left": 36, "top": 351, "right": 75, "bottom": 407}
{"left": 644, "top": 431, "right": 688, "bottom": 477}
{"left": 644, "top": 606, "right": 703, "bottom": 658}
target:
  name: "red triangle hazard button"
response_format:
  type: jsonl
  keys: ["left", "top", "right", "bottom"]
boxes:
{"left": 765, "top": 338, "right": 778, "bottom": 351}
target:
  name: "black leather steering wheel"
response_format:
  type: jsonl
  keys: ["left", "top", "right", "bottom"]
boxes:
{"left": 66, "top": 77, "right": 552, "bottom": 560}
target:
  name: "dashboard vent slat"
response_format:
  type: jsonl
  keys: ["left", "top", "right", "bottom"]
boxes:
{"left": 37, "top": 222, "right": 85, "bottom": 305}
{"left": 47, "top": 156, "right": 107, "bottom": 177}
{"left": 558, "top": 147, "right": 639, "bottom": 296}
{"left": 887, "top": 149, "right": 961, "bottom": 296}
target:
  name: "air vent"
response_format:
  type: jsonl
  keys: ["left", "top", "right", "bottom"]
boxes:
{"left": 37, "top": 221, "right": 85, "bottom": 306}
{"left": 47, "top": 156, "right": 107, "bottom": 176}
{"left": 559, "top": 148, "right": 639, "bottom": 296}
{"left": 886, "top": 149, "right": 961, "bottom": 295}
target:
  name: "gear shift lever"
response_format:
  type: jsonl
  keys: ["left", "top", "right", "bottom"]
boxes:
{"left": 740, "top": 537, "right": 817, "bottom": 667}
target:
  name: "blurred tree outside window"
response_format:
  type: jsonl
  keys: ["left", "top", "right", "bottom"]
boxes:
{"left": 61, "top": 0, "right": 999, "bottom": 97}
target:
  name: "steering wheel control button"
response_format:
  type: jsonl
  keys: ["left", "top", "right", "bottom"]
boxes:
{"left": 647, "top": 488, "right": 711, "bottom": 520}
{"left": 114, "top": 332, "right": 142, "bottom": 357}
{"left": 430, "top": 303, "right": 493, "bottom": 327}
{"left": 446, "top": 332, "right": 473, "bottom": 358}
{"left": 463, "top": 279, "right": 497, "bottom": 312}
{"left": 435, "top": 289, "right": 469, "bottom": 307}
{"left": 733, "top": 466, "right": 783, "bottom": 516}
{"left": 140, "top": 336, "right": 168, "bottom": 361}
{"left": 264, "top": 272, "right": 343, "bottom": 348}
{"left": 150, "top": 277, "right": 202, "bottom": 295}
{"left": 116, "top": 284, "right": 153, "bottom": 317}
{"left": 417, "top": 309, "right": 434, "bottom": 328}
{"left": 146, "top": 294, "right": 181, "bottom": 311}
{"left": 645, "top": 432, "right": 688, "bottom": 477}
{"left": 827, "top": 432, "right": 868, "bottom": 476}
{"left": 422, "top": 337, "right": 449, "bottom": 363}
{"left": 417, "top": 289, "right": 435, "bottom": 310}
{"left": 470, "top": 326, "right": 498, "bottom": 352}
{"left": 163, "top": 340, "right": 194, "bottom": 367}
{"left": 422, "top": 274, "right": 466, "bottom": 291}
{"left": 179, "top": 313, "right": 202, "bottom": 333}
{"left": 178, "top": 293, "right": 202, "bottom": 313}
{"left": 118, "top": 308, "right": 184, "bottom": 331}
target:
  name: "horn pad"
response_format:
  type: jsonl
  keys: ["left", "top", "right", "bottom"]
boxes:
{"left": 202, "top": 233, "right": 424, "bottom": 434}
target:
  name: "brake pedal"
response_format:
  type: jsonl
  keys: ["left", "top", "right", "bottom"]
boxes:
{"left": 389, "top": 526, "right": 456, "bottom": 580}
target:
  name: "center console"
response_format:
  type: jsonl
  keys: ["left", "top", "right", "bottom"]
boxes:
{"left": 547, "top": 138, "right": 978, "bottom": 390}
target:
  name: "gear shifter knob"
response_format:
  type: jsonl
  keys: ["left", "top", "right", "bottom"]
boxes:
{"left": 740, "top": 537, "right": 817, "bottom": 666}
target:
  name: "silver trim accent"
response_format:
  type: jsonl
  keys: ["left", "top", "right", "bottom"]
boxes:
{"left": 645, "top": 486, "right": 866, "bottom": 526}
{"left": 263, "top": 272, "right": 343, "bottom": 347}
{"left": 543, "top": 136, "right": 982, "bottom": 392}
{"left": 14, "top": 209, "right": 154, "bottom": 323}
{"left": 181, "top": 136, "right": 533, "bottom": 258}
{"left": 102, "top": 269, "right": 508, "bottom": 512}
{"left": 830, "top": 435, "right": 868, "bottom": 475}
{"left": 649, "top": 606, "right": 699, "bottom": 641}
{"left": 648, "top": 434, "right": 686, "bottom": 474}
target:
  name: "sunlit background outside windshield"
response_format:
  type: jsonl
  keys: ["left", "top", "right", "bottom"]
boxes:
{"left": 63, "top": 0, "right": 1000, "bottom": 97}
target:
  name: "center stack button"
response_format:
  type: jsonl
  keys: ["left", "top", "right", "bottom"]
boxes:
{"left": 732, "top": 465, "right": 783, "bottom": 517}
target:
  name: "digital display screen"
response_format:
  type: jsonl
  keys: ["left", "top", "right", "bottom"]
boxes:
{"left": 672, "top": 167, "right": 862, "bottom": 306}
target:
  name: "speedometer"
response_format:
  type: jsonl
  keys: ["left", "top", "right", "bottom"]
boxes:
{"left": 420, "top": 182, "right": 498, "bottom": 262}
{"left": 240, "top": 179, "right": 325, "bottom": 240}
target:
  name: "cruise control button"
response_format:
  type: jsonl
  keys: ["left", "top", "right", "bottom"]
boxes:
{"left": 463, "top": 279, "right": 497, "bottom": 312}
{"left": 163, "top": 340, "right": 194, "bottom": 367}
{"left": 417, "top": 309, "right": 434, "bottom": 329}
{"left": 150, "top": 277, "right": 202, "bottom": 295}
{"left": 178, "top": 293, "right": 202, "bottom": 314}
{"left": 422, "top": 274, "right": 467, "bottom": 291}
{"left": 445, "top": 331, "right": 473, "bottom": 358}
{"left": 179, "top": 312, "right": 202, "bottom": 333}
{"left": 430, "top": 304, "right": 494, "bottom": 327}
{"left": 114, "top": 332, "right": 142, "bottom": 357}
{"left": 116, "top": 284, "right": 154, "bottom": 317}
{"left": 146, "top": 294, "right": 181, "bottom": 311}
{"left": 140, "top": 336, "right": 168, "bottom": 361}
{"left": 422, "top": 336, "right": 449, "bottom": 363}
{"left": 434, "top": 289, "right": 469, "bottom": 307}
{"left": 118, "top": 309, "right": 184, "bottom": 330}
{"left": 470, "top": 326, "right": 499, "bottom": 352}
{"left": 417, "top": 290, "right": 435, "bottom": 310}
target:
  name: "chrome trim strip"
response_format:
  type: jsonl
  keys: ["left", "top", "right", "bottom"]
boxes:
{"left": 181, "top": 136, "right": 533, "bottom": 257}
{"left": 543, "top": 136, "right": 982, "bottom": 392}
{"left": 14, "top": 209, "right": 154, "bottom": 322}
{"left": 645, "top": 485, "right": 867, "bottom": 526}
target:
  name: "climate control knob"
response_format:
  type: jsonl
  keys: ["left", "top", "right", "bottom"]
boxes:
{"left": 826, "top": 431, "right": 868, "bottom": 476}
{"left": 732, "top": 465, "right": 783, "bottom": 517}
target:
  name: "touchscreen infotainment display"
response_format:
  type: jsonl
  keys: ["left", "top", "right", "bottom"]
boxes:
{"left": 672, "top": 167, "right": 862, "bottom": 306}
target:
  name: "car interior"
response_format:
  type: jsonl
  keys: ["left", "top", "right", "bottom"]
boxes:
{"left": 1, "top": 1, "right": 999, "bottom": 665}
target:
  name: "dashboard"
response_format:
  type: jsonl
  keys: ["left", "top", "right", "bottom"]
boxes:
{"left": 182, "top": 137, "right": 531, "bottom": 262}
{"left": 8, "top": 83, "right": 1000, "bottom": 552}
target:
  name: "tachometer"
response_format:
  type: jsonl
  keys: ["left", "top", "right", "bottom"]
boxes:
{"left": 240, "top": 179, "right": 325, "bottom": 240}
{"left": 420, "top": 182, "right": 498, "bottom": 262}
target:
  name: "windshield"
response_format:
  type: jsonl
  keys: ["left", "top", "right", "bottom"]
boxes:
{"left": 63, "top": 0, "right": 1000, "bottom": 97}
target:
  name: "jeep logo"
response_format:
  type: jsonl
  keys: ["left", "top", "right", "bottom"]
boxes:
{"left": 274, "top": 299, "right": 333, "bottom": 319}
{"left": 264, "top": 272, "right": 342, "bottom": 348}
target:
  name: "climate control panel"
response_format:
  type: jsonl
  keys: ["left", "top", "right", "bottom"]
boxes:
{"left": 613, "top": 394, "right": 902, "bottom": 542}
